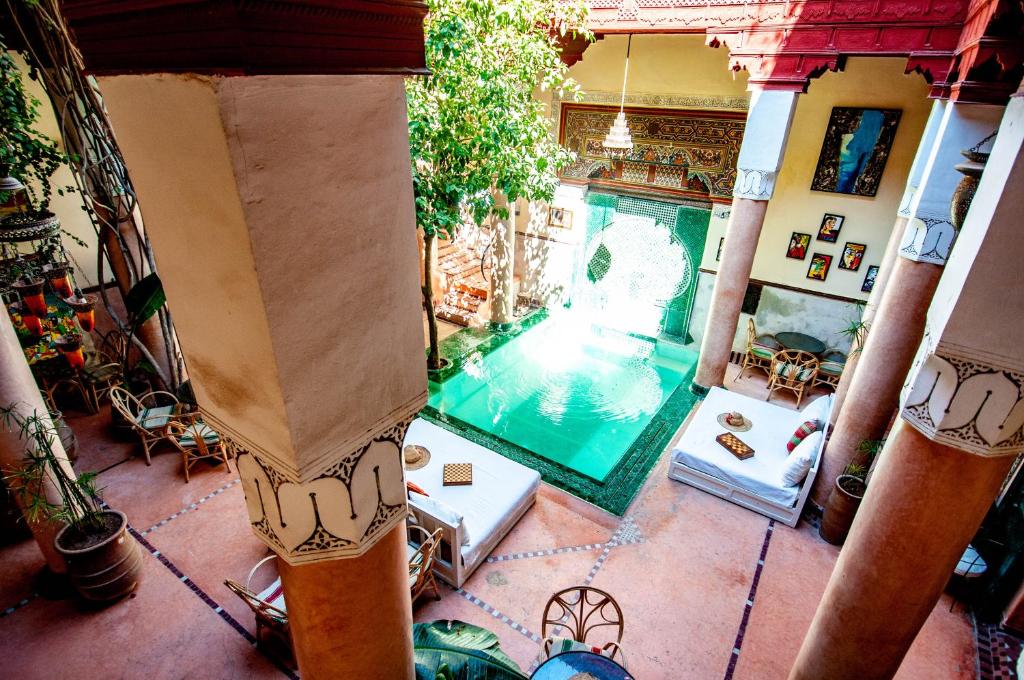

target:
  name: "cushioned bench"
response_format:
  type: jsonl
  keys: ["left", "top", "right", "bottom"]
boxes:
{"left": 668, "top": 388, "right": 833, "bottom": 527}
{"left": 404, "top": 419, "right": 541, "bottom": 587}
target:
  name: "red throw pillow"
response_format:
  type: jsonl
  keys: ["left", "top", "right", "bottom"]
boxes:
{"left": 787, "top": 420, "right": 819, "bottom": 453}
{"left": 407, "top": 481, "right": 429, "bottom": 497}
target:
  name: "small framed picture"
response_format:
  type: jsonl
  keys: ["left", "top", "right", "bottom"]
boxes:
{"left": 807, "top": 253, "right": 833, "bottom": 281}
{"left": 716, "top": 237, "right": 725, "bottom": 262}
{"left": 787, "top": 232, "right": 811, "bottom": 260}
{"left": 548, "top": 207, "right": 572, "bottom": 229}
{"left": 861, "top": 265, "right": 880, "bottom": 293}
{"left": 817, "top": 213, "right": 844, "bottom": 243}
{"left": 839, "top": 242, "right": 866, "bottom": 271}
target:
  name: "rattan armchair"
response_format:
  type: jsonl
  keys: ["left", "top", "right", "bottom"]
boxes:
{"left": 224, "top": 555, "right": 292, "bottom": 664}
{"left": 767, "top": 349, "right": 820, "bottom": 407}
{"left": 736, "top": 319, "right": 781, "bottom": 380}
{"left": 408, "top": 524, "right": 443, "bottom": 603}
{"left": 165, "top": 413, "right": 231, "bottom": 483}
{"left": 109, "top": 386, "right": 181, "bottom": 464}
{"left": 80, "top": 333, "right": 124, "bottom": 413}
{"left": 541, "top": 586, "right": 625, "bottom": 661}
{"left": 814, "top": 349, "right": 848, "bottom": 389}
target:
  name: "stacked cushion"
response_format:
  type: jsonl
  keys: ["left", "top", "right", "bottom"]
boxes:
{"left": 780, "top": 431, "right": 824, "bottom": 487}
{"left": 787, "top": 420, "right": 819, "bottom": 453}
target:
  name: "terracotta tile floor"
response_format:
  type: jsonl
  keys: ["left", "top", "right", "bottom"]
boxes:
{"left": 0, "top": 366, "right": 980, "bottom": 679}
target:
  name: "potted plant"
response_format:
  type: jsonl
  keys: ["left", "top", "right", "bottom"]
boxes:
{"left": 1, "top": 405, "right": 142, "bottom": 602}
{"left": 819, "top": 439, "right": 883, "bottom": 545}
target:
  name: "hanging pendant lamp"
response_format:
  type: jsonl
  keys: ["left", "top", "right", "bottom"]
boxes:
{"left": 603, "top": 35, "right": 634, "bottom": 159}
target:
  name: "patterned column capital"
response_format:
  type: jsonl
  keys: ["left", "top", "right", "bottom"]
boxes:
{"left": 732, "top": 168, "right": 776, "bottom": 201}
{"left": 901, "top": 341, "right": 1024, "bottom": 458}
{"left": 898, "top": 212, "right": 957, "bottom": 265}
{"left": 229, "top": 413, "right": 419, "bottom": 565}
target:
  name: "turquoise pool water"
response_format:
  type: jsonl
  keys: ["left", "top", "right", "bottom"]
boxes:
{"left": 427, "top": 314, "right": 697, "bottom": 482}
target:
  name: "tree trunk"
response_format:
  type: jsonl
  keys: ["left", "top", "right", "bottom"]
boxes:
{"left": 422, "top": 231, "right": 442, "bottom": 370}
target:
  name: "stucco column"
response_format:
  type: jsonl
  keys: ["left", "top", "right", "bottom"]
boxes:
{"left": 693, "top": 88, "right": 799, "bottom": 392}
{"left": 828, "top": 101, "right": 946, "bottom": 423}
{"left": 792, "top": 86, "right": 1024, "bottom": 679}
{"left": 0, "top": 313, "right": 72, "bottom": 575}
{"left": 98, "top": 74, "right": 425, "bottom": 679}
{"left": 814, "top": 100, "right": 1005, "bottom": 506}
{"left": 490, "top": 193, "right": 516, "bottom": 329}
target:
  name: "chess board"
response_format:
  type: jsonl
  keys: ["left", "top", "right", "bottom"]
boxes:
{"left": 443, "top": 463, "right": 473, "bottom": 486}
{"left": 716, "top": 432, "right": 755, "bottom": 460}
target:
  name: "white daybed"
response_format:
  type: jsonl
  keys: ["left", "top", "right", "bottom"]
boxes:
{"left": 404, "top": 418, "right": 541, "bottom": 588}
{"left": 668, "top": 387, "right": 834, "bottom": 527}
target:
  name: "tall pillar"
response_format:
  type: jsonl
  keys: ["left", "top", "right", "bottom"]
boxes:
{"left": 0, "top": 313, "right": 72, "bottom": 575}
{"left": 814, "top": 99, "right": 1004, "bottom": 506}
{"left": 64, "top": 5, "right": 430, "bottom": 678}
{"left": 791, "top": 83, "right": 1024, "bottom": 679}
{"left": 693, "top": 88, "right": 799, "bottom": 392}
{"left": 827, "top": 100, "right": 946, "bottom": 424}
{"left": 490, "top": 193, "right": 516, "bottom": 329}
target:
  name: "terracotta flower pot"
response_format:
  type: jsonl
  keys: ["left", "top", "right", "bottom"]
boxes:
{"left": 13, "top": 277, "right": 47, "bottom": 317}
{"left": 54, "top": 510, "right": 143, "bottom": 602}
{"left": 65, "top": 293, "right": 97, "bottom": 333}
{"left": 819, "top": 474, "right": 867, "bottom": 546}
{"left": 55, "top": 333, "right": 85, "bottom": 370}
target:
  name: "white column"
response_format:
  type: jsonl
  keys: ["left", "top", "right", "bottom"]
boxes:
{"left": 490, "top": 193, "right": 516, "bottom": 329}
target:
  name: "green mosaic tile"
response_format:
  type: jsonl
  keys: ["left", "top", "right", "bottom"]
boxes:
{"left": 426, "top": 308, "right": 549, "bottom": 384}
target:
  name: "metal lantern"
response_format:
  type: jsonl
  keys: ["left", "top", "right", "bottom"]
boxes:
{"left": 950, "top": 131, "right": 995, "bottom": 231}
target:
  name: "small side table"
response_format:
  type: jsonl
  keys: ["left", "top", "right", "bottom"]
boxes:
{"left": 530, "top": 651, "right": 633, "bottom": 680}
{"left": 775, "top": 331, "right": 827, "bottom": 356}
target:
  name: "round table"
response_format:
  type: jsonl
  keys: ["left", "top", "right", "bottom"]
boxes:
{"left": 530, "top": 651, "right": 634, "bottom": 680}
{"left": 775, "top": 331, "right": 827, "bottom": 355}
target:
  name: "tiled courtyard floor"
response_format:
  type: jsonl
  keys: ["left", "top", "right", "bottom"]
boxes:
{"left": 0, "top": 364, "right": 988, "bottom": 679}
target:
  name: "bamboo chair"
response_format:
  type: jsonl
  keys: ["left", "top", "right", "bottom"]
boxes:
{"left": 767, "top": 349, "right": 820, "bottom": 407}
{"left": 80, "top": 333, "right": 124, "bottom": 413}
{"left": 165, "top": 413, "right": 231, "bottom": 483}
{"left": 109, "top": 386, "right": 181, "bottom": 464}
{"left": 814, "top": 349, "right": 847, "bottom": 390}
{"left": 541, "top": 586, "right": 625, "bottom": 661}
{"left": 408, "top": 524, "right": 443, "bottom": 603}
{"left": 36, "top": 367, "right": 94, "bottom": 414}
{"left": 735, "top": 318, "right": 781, "bottom": 380}
{"left": 224, "top": 556, "right": 293, "bottom": 665}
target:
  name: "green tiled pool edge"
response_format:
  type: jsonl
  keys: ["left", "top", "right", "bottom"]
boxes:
{"left": 427, "top": 308, "right": 549, "bottom": 384}
{"left": 419, "top": 360, "right": 699, "bottom": 516}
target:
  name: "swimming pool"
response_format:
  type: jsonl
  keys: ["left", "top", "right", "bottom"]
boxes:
{"left": 427, "top": 313, "right": 697, "bottom": 482}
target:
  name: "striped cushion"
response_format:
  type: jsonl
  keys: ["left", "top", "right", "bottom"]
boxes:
{"left": 787, "top": 420, "right": 819, "bottom": 453}
{"left": 178, "top": 422, "right": 220, "bottom": 447}
{"left": 257, "top": 577, "right": 287, "bottom": 614}
{"left": 138, "top": 405, "right": 175, "bottom": 430}
{"left": 775, "top": 362, "right": 814, "bottom": 383}
{"left": 819, "top": 361, "right": 844, "bottom": 376}
{"left": 546, "top": 635, "right": 613, "bottom": 658}
{"left": 750, "top": 345, "right": 776, "bottom": 360}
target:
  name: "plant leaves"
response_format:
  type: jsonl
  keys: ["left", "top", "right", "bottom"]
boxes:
{"left": 413, "top": 620, "right": 527, "bottom": 680}
{"left": 125, "top": 273, "right": 166, "bottom": 325}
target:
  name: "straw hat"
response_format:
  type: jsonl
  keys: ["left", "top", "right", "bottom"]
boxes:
{"left": 717, "top": 411, "right": 752, "bottom": 432}
{"left": 403, "top": 444, "right": 432, "bottom": 470}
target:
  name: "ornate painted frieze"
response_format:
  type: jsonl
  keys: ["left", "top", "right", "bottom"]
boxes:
{"left": 899, "top": 213, "right": 957, "bottom": 265}
{"left": 732, "top": 168, "right": 775, "bottom": 200}
{"left": 558, "top": 103, "right": 745, "bottom": 201}
{"left": 550, "top": 89, "right": 750, "bottom": 114}
{"left": 230, "top": 418, "right": 413, "bottom": 564}
{"left": 897, "top": 184, "right": 918, "bottom": 219}
{"left": 901, "top": 344, "right": 1024, "bottom": 457}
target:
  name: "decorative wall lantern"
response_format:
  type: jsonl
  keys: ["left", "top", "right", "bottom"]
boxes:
{"left": 950, "top": 131, "right": 996, "bottom": 231}
{"left": 45, "top": 263, "right": 74, "bottom": 298}
{"left": 65, "top": 291, "right": 97, "bottom": 332}
{"left": 13, "top": 276, "right": 47, "bottom": 316}
{"left": 603, "top": 34, "right": 634, "bottom": 167}
{"left": 55, "top": 332, "right": 85, "bottom": 369}
{"left": 18, "top": 305, "right": 44, "bottom": 337}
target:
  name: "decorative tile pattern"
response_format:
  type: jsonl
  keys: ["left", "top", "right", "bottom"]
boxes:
{"left": 899, "top": 213, "right": 957, "bottom": 265}
{"left": 723, "top": 521, "right": 775, "bottom": 680}
{"left": 486, "top": 543, "right": 606, "bottom": 564}
{"left": 0, "top": 594, "right": 37, "bottom": 618}
{"left": 452, "top": 586, "right": 544, "bottom": 643}
{"left": 140, "top": 478, "right": 241, "bottom": 535}
{"left": 976, "top": 618, "right": 1024, "bottom": 680}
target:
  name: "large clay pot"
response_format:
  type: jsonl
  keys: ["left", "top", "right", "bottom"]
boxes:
{"left": 819, "top": 475, "right": 866, "bottom": 546}
{"left": 55, "top": 510, "right": 143, "bottom": 602}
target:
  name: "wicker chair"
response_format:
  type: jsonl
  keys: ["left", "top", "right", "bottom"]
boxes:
{"left": 814, "top": 349, "right": 847, "bottom": 389}
{"left": 165, "top": 413, "right": 231, "bottom": 483}
{"left": 767, "top": 349, "right": 820, "bottom": 407}
{"left": 736, "top": 319, "right": 781, "bottom": 380}
{"left": 80, "top": 333, "right": 124, "bottom": 413}
{"left": 541, "top": 586, "right": 625, "bottom": 661}
{"left": 408, "top": 524, "right": 443, "bottom": 603}
{"left": 224, "top": 556, "right": 292, "bottom": 664}
{"left": 35, "top": 364, "right": 94, "bottom": 414}
{"left": 109, "top": 386, "right": 181, "bottom": 464}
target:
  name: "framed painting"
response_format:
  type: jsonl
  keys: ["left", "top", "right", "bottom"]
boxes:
{"left": 811, "top": 107, "right": 902, "bottom": 197}
{"left": 807, "top": 253, "right": 832, "bottom": 281}
{"left": 817, "top": 213, "right": 844, "bottom": 243}
{"left": 548, "top": 207, "right": 572, "bottom": 229}
{"left": 861, "top": 265, "right": 880, "bottom": 293}
{"left": 787, "top": 232, "right": 811, "bottom": 260}
{"left": 839, "top": 242, "right": 866, "bottom": 271}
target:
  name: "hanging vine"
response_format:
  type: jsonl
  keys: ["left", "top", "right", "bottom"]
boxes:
{"left": 4, "top": 0, "right": 183, "bottom": 390}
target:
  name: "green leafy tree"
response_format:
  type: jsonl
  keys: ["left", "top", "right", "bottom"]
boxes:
{"left": 407, "top": 0, "right": 590, "bottom": 369}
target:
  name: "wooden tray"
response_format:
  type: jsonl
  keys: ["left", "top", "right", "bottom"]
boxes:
{"left": 716, "top": 432, "right": 755, "bottom": 460}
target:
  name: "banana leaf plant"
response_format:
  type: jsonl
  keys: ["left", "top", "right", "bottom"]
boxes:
{"left": 414, "top": 620, "right": 527, "bottom": 680}
{"left": 118, "top": 272, "right": 166, "bottom": 392}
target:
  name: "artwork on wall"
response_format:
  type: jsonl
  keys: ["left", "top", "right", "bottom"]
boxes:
{"left": 716, "top": 237, "right": 724, "bottom": 262}
{"left": 807, "top": 253, "right": 832, "bottom": 281}
{"left": 839, "top": 242, "right": 866, "bottom": 271}
{"left": 811, "top": 107, "right": 902, "bottom": 197}
{"left": 787, "top": 232, "right": 811, "bottom": 260}
{"left": 861, "top": 265, "right": 880, "bottom": 293}
{"left": 557, "top": 104, "right": 746, "bottom": 201}
{"left": 817, "top": 213, "right": 844, "bottom": 243}
{"left": 548, "top": 207, "right": 572, "bottom": 229}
